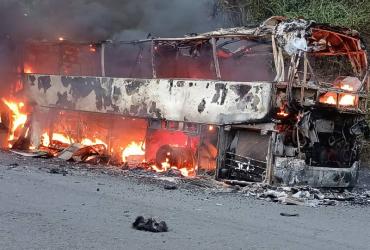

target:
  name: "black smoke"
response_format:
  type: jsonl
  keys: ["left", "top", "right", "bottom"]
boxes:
{"left": 0, "top": 0, "right": 224, "bottom": 96}
{"left": 0, "top": 0, "right": 221, "bottom": 41}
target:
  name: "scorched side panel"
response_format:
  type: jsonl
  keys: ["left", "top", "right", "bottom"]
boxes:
{"left": 23, "top": 74, "right": 272, "bottom": 125}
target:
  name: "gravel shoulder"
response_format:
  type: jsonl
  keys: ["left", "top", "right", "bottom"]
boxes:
{"left": 1, "top": 150, "right": 370, "bottom": 250}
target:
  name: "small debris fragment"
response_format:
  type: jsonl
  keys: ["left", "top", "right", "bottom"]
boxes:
{"left": 96, "top": 188, "right": 100, "bottom": 192}
{"left": 321, "top": 200, "right": 337, "bottom": 206}
{"left": 50, "top": 168, "right": 59, "bottom": 174}
{"left": 280, "top": 212, "right": 299, "bottom": 217}
{"left": 365, "top": 191, "right": 370, "bottom": 198}
{"left": 6, "top": 162, "right": 19, "bottom": 170}
{"left": 164, "top": 184, "right": 177, "bottom": 190}
{"left": 278, "top": 196, "right": 305, "bottom": 206}
{"left": 132, "top": 216, "right": 168, "bottom": 233}
{"left": 165, "top": 168, "right": 182, "bottom": 177}
{"left": 49, "top": 168, "right": 67, "bottom": 175}
{"left": 57, "top": 143, "right": 84, "bottom": 160}
{"left": 292, "top": 191, "right": 311, "bottom": 199}
{"left": 314, "top": 193, "right": 325, "bottom": 200}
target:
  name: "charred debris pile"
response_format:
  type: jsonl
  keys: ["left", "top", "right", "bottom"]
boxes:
{"left": 224, "top": 181, "right": 370, "bottom": 207}
{"left": 0, "top": 16, "right": 369, "bottom": 189}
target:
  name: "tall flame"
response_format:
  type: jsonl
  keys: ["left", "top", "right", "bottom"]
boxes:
{"left": 2, "top": 99, "right": 28, "bottom": 143}
{"left": 41, "top": 132, "right": 50, "bottom": 146}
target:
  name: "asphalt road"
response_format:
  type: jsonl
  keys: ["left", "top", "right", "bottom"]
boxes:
{"left": 1, "top": 158, "right": 370, "bottom": 250}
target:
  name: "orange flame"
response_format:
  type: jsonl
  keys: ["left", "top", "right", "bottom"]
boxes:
{"left": 53, "top": 133, "right": 74, "bottom": 144}
{"left": 338, "top": 94, "right": 356, "bottom": 106}
{"left": 41, "top": 132, "right": 74, "bottom": 146}
{"left": 41, "top": 132, "right": 50, "bottom": 146}
{"left": 160, "top": 154, "right": 171, "bottom": 172}
{"left": 24, "top": 65, "right": 33, "bottom": 74}
{"left": 2, "top": 99, "right": 28, "bottom": 143}
{"left": 156, "top": 152, "right": 194, "bottom": 177}
{"left": 277, "top": 106, "right": 289, "bottom": 117}
{"left": 319, "top": 93, "right": 337, "bottom": 105}
{"left": 121, "top": 141, "right": 145, "bottom": 162}
{"left": 41, "top": 132, "right": 108, "bottom": 148}
{"left": 121, "top": 142, "right": 194, "bottom": 177}
{"left": 325, "top": 96, "right": 337, "bottom": 105}
{"left": 151, "top": 158, "right": 193, "bottom": 177}
{"left": 340, "top": 84, "right": 353, "bottom": 91}
{"left": 319, "top": 83, "right": 356, "bottom": 106}
{"left": 81, "top": 138, "right": 107, "bottom": 147}
{"left": 89, "top": 45, "right": 97, "bottom": 53}
{"left": 178, "top": 167, "right": 190, "bottom": 177}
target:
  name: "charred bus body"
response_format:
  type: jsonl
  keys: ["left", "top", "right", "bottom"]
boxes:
{"left": 11, "top": 17, "right": 369, "bottom": 187}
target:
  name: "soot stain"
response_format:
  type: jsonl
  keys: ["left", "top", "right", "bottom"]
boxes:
{"left": 56, "top": 91, "right": 74, "bottom": 109}
{"left": 37, "top": 76, "right": 51, "bottom": 93}
{"left": 230, "top": 85, "right": 252, "bottom": 101}
{"left": 29, "top": 75, "right": 36, "bottom": 86}
{"left": 211, "top": 83, "right": 228, "bottom": 105}
{"left": 61, "top": 76, "right": 109, "bottom": 111}
{"left": 198, "top": 99, "right": 206, "bottom": 113}
{"left": 125, "top": 80, "right": 145, "bottom": 96}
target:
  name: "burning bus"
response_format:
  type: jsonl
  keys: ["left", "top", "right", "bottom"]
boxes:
{"left": 1, "top": 17, "right": 369, "bottom": 187}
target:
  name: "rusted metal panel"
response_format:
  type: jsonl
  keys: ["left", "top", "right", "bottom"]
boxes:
{"left": 22, "top": 74, "right": 272, "bottom": 125}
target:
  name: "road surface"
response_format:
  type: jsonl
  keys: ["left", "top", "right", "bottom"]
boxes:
{"left": 1, "top": 152, "right": 370, "bottom": 250}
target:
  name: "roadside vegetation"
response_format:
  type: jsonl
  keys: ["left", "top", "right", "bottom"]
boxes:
{"left": 216, "top": 0, "right": 370, "bottom": 41}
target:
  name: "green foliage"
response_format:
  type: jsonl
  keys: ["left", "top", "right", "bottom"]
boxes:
{"left": 269, "top": 0, "right": 370, "bottom": 32}
{"left": 217, "top": 0, "right": 370, "bottom": 36}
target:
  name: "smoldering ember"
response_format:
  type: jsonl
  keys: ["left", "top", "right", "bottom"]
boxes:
{"left": 1, "top": 1, "right": 370, "bottom": 249}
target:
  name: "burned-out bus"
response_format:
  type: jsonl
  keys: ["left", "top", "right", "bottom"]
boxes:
{"left": 6, "top": 17, "right": 369, "bottom": 187}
